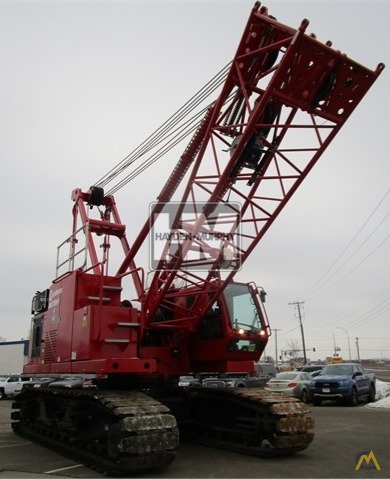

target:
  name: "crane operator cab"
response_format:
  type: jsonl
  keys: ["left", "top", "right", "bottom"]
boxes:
{"left": 187, "top": 281, "right": 270, "bottom": 374}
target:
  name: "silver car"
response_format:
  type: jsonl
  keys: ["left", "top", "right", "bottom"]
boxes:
{"left": 264, "top": 371, "right": 312, "bottom": 403}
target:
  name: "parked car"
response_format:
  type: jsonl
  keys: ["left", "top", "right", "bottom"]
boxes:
{"left": 296, "top": 365, "right": 325, "bottom": 374}
{"left": 19, "top": 377, "right": 61, "bottom": 392}
{"left": 179, "top": 371, "right": 267, "bottom": 388}
{"left": 178, "top": 375, "right": 201, "bottom": 387}
{"left": 264, "top": 371, "right": 312, "bottom": 403}
{"left": 48, "top": 376, "right": 96, "bottom": 389}
{"left": 178, "top": 363, "right": 278, "bottom": 389}
{"left": 254, "top": 362, "right": 278, "bottom": 379}
{"left": 20, "top": 376, "right": 97, "bottom": 392}
{"left": 0, "top": 375, "right": 32, "bottom": 399}
{"left": 309, "top": 363, "right": 376, "bottom": 406}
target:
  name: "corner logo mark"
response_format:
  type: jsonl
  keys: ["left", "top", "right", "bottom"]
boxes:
{"left": 355, "top": 450, "right": 381, "bottom": 471}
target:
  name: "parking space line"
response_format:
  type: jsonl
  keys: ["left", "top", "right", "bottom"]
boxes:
{"left": 45, "top": 464, "right": 83, "bottom": 474}
{"left": 0, "top": 442, "right": 30, "bottom": 448}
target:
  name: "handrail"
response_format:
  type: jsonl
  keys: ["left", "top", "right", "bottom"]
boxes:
{"left": 55, "top": 224, "right": 88, "bottom": 278}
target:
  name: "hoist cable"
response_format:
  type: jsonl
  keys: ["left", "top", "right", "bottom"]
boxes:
{"left": 93, "top": 63, "right": 231, "bottom": 190}
{"left": 106, "top": 105, "right": 209, "bottom": 195}
{"left": 105, "top": 83, "right": 239, "bottom": 196}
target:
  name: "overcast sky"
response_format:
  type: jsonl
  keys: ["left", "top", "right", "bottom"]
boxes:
{"left": 0, "top": 0, "right": 389, "bottom": 363}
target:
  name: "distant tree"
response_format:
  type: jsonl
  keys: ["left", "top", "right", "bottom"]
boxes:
{"left": 263, "top": 355, "right": 274, "bottom": 363}
{"left": 286, "top": 338, "right": 300, "bottom": 359}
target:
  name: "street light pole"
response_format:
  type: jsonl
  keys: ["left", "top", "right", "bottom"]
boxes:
{"left": 336, "top": 327, "right": 351, "bottom": 360}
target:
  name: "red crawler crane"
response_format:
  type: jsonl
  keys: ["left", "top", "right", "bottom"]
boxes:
{"left": 12, "top": 3, "right": 383, "bottom": 474}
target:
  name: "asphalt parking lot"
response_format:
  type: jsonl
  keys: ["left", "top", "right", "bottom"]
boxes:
{"left": 0, "top": 397, "right": 389, "bottom": 478}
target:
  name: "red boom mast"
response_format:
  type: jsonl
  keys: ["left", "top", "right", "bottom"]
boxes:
{"left": 114, "top": 4, "right": 383, "bottom": 330}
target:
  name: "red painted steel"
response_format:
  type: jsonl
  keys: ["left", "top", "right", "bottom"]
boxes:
{"left": 24, "top": 3, "right": 383, "bottom": 379}
{"left": 126, "top": 5, "right": 383, "bottom": 329}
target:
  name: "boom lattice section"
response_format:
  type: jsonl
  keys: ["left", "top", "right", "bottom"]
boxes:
{"left": 120, "top": 4, "right": 383, "bottom": 327}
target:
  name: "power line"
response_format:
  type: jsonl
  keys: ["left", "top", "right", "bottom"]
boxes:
{"left": 302, "top": 186, "right": 390, "bottom": 300}
{"left": 307, "top": 231, "right": 390, "bottom": 302}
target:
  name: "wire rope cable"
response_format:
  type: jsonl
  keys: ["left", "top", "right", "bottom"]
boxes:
{"left": 92, "top": 63, "right": 231, "bottom": 194}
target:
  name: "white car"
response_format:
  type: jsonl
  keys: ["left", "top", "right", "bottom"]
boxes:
{"left": 0, "top": 375, "right": 32, "bottom": 399}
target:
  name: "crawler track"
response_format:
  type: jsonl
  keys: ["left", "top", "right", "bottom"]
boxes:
{"left": 178, "top": 387, "right": 315, "bottom": 456}
{"left": 11, "top": 386, "right": 314, "bottom": 474}
{"left": 11, "top": 388, "right": 179, "bottom": 475}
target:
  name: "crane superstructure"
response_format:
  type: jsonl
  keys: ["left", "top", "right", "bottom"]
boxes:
{"left": 12, "top": 3, "right": 383, "bottom": 474}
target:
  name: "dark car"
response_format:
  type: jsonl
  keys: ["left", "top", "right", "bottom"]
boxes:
{"left": 19, "top": 376, "right": 96, "bottom": 392}
{"left": 178, "top": 375, "right": 201, "bottom": 387}
{"left": 296, "top": 365, "right": 325, "bottom": 374}
{"left": 309, "top": 363, "right": 376, "bottom": 406}
{"left": 19, "top": 377, "right": 57, "bottom": 392}
{"left": 254, "top": 362, "right": 278, "bottom": 379}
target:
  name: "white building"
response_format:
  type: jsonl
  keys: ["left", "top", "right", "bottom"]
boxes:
{"left": 0, "top": 340, "right": 29, "bottom": 375}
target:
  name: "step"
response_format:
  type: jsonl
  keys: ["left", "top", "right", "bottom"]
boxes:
{"left": 103, "top": 285, "right": 123, "bottom": 291}
{"left": 117, "top": 322, "right": 141, "bottom": 327}
{"left": 103, "top": 338, "right": 130, "bottom": 344}
{"left": 87, "top": 296, "right": 111, "bottom": 302}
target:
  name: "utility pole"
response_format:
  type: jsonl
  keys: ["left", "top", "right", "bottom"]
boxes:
{"left": 289, "top": 301, "right": 307, "bottom": 364}
{"left": 332, "top": 331, "right": 341, "bottom": 357}
{"left": 273, "top": 328, "right": 281, "bottom": 369}
{"left": 356, "top": 337, "right": 361, "bottom": 361}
